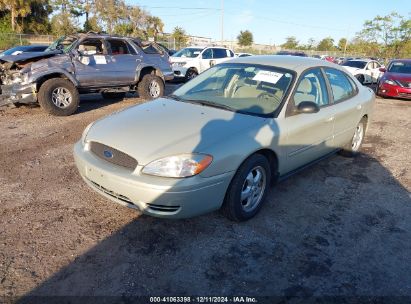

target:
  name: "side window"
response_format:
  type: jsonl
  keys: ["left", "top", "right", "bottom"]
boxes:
{"left": 202, "top": 48, "right": 213, "bottom": 59}
{"left": 375, "top": 62, "right": 381, "bottom": 69}
{"left": 107, "top": 39, "right": 130, "bottom": 55}
{"left": 324, "top": 68, "right": 356, "bottom": 102}
{"left": 77, "top": 39, "right": 106, "bottom": 55}
{"left": 293, "top": 68, "right": 329, "bottom": 107}
{"left": 367, "top": 62, "right": 375, "bottom": 70}
{"left": 213, "top": 48, "right": 229, "bottom": 59}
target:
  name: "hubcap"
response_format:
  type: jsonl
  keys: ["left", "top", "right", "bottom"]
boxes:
{"left": 240, "top": 166, "right": 267, "bottom": 213}
{"left": 352, "top": 123, "right": 364, "bottom": 151}
{"left": 51, "top": 87, "right": 72, "bottom": 108}
{"left": 148, "top": 81, "right": 161, "bottom": 98}
{"left": 187, "top": 72, "right": 197, "bottom": 80}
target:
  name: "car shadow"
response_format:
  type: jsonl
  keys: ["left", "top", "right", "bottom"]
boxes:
{"left": 18, "top": 106, "right": 411, "bottom": 301}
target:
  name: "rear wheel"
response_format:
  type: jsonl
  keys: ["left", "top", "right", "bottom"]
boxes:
{"left": 38, "top": 78, "right": 79, "bottom": 116}
{"left": 339, "top": 118, "right": 366, "bottom": 157}
{"left": 222, "top": 154, "right": 271, "bottom": 221}
{"left": 137, "top": 74, "right": 164, "bottom": 100}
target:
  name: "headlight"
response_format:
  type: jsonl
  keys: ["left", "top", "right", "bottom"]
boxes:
{"left": 173, "top": 62, "right": 187, "bottom": 67}
{"left": 142, "top": 153, "right": 213, "bottom": 178}
{"left": 81, "top": 122, "right": 94, "bottom": 145}
{"left": 383, "top": 79, "right": 396, "bottom": 86}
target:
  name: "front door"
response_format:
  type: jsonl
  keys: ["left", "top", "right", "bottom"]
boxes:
{"left": 283, "top": 68, "right": 335, "bottom": 173}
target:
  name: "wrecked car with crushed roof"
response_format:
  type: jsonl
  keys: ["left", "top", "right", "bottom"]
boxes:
{"left": 0, "top": 33, "right": 173, "bottom": 116}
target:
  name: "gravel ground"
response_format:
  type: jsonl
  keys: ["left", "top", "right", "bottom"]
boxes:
{"left": 0, "top": 86, "right": 410, "bottom": 300}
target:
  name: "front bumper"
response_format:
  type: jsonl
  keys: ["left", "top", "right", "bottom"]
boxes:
{"left": 73, "top": 141, "right": 234, "bottom": 219}
{"left": 377, "top": 83, "right": 411, "bottom": 99}
{"left": 171, "top": 66, "right": 188, "bottom": 78}
{"left": 0, "top": 82, "right": 37, "bottom": 106}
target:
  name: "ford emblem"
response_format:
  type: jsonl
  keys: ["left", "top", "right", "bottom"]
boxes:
{"left": 103, "top": 150, "right": 114, "bottom": 159}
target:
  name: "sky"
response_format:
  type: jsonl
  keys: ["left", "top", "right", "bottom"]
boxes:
{"left": 127, "top": 0, "right": 410, "bottom": 45}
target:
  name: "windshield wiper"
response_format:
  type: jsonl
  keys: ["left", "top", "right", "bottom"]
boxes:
{"left": 168, "top": 94, "right": 184, "bottom": 101}
{"left": 185, "top": 99, "right": 235, "bottom": 112}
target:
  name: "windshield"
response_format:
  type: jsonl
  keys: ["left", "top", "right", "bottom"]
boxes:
{"left": 387, "top": 61, "right": 411, "bottom": 74}
{"left": 46, "top": 36, "right": 77, "bottom": 53}
{"left": 342, "top": 61, "right": 367, "bottom": 69}
{"left": 172, "top": 47, "right": 203, "bottom": 58}
{"left": 171, "top": 63, "right": 294, "bottom": 116}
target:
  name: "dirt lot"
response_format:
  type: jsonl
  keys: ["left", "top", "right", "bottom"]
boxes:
{"left": 0, "top": 85, "right": 410, "bottom": 300}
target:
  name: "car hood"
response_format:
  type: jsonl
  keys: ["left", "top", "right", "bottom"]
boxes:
{"left": 86, "top": 98, "right": 264, "bottom": 165}
{"left": 0, "top": 50, "right": 60, "bottom": 63}
{"left": 382, "top": 72, "right": 411, "bottom": 82}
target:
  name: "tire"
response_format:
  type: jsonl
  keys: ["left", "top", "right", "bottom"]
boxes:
{"left": 355, "top": 74, "right": 365, "bottom": 85}
{"left": 101, "top": 92, "right": 126, "bottom": 100}
{"left": 38, "top": 78, "right": 79, "bottom": 116}
{"left": 137, "top": 74, "right": 164, "bottom": 100}
{"left": 339, "top": 118, "right": 366, "bottom": 157}
{"left": 185, "top": 69, "right": 198, "bottom": 81}
{"left": 222, "top": 154, "right": 271, "bottom": 222}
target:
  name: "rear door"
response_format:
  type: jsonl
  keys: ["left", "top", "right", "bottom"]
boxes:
{"left": 323, "top": 68, "right": 363, "bottom": 148}
{"left": 283, "top": 68, "right": 335, "bottom": 173}
{"left": 105, "top": 38, "right": 139, "bottom": 85}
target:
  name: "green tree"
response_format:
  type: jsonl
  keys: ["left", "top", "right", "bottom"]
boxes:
{"left": 337, "top": 38, "right": 347, "bottom": 51}
{"left": 171, "top": 26, "right": 188, "bottom": 48}
{"left": 0, "top": 0, "right": 32, "bottom": 32}
{"left": 317, "top": 37, "right": 335, "bottom": 51}
{"left": 22, "top": 0, "right": 52, "bottom": 34}
{"left": 93, "top": 0, "right": 126, "bottom": 34}
{"left": 146, "top": 16, "right": 164, "bottom": 40}
{"left": 358, "top": 12, "right": 411, "bottom": 58}
{"left": 237, "top": 30, "right": 253, "bottom": 47}
{"left": 281, "top": 36, "right": 299, "bottom": 49}
{"left": 306, "top": 38, "right": 316, "bottom": 50}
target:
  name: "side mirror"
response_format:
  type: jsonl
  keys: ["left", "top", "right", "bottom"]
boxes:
{"left": 210, "top": 60, "right": 216, "bottom": 67}
{"left": 296, "top": 101, "right": 320, "bottom": 114}
{"left": 379, "top": 67, "right": 386, "bottom": 72}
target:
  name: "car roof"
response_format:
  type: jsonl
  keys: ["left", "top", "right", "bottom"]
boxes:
{"left": 347, "top": 59, "right": 372, "bottom": 63}
{"left": 390, "top": 59, "right": 411, "bottom": 63}
{"left": 228, "top": 55, "right": 339, "bottom": 73}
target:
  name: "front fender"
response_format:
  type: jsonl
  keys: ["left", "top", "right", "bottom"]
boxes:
{"left": 30, "top": 68, "right": 79, "bottom": 87}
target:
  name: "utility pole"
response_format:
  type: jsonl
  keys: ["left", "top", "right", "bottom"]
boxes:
{"left": 221, "top": 0, "right": 224, "bottom": 45}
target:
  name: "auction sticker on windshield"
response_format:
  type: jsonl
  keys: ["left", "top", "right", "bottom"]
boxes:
{"left": 253, "top": 70, "right": 283, "bottom": 84}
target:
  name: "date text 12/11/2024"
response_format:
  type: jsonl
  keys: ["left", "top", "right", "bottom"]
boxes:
{"left": 149, "top": 296, "right": 258, "bottom": 303}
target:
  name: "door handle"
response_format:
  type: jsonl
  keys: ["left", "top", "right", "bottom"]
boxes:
{"left": 325, "top": 116, "right": 334, "bottom": 122}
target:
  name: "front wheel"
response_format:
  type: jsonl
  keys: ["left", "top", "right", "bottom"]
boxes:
{"left": 222, "top": 154, "right": 271, "bottom": 222}
{"left": 38, "top": 78, "right": 80, "bottom": 116}
{"left": 185, "top": 69, "right": 198, "bottom": 81}
{"left": 339, "top": 119, "right": 366, "bottom": 157}
{"left": 137, "top": 74, "right": 164, "bottom": 100}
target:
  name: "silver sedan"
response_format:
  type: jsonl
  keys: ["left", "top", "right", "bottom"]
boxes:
{"left": 74, "top": 56, "right": 374, "bottom": 221}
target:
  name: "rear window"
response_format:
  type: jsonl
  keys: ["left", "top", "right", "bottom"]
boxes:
{"left": 213, "top": 48, "right": 230, "bottom": 59}
{"left": 342, "top": 61, "right": 367, "bottom": 69}
{"left": 324, "top": 68, "right": 356, "bottom": 102}
{"left": 107, "top": 39, "right": 130, "bottom": 55}
{"left": 132, "top": 39, "right": 161, "bottom": 54}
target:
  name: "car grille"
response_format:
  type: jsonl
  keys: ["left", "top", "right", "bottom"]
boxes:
{"left": 146, "top": 203, "right": 180, "bottom": 213}
{"left": 90, "top": 142, "right": 138, "bottom": 170}
{"left": 88, "top": 179, "right": 134, "bottom": 205}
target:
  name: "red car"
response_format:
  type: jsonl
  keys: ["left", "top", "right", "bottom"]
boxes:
{"left": 377, "top": 59, "right": 411, "bottom": 99}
